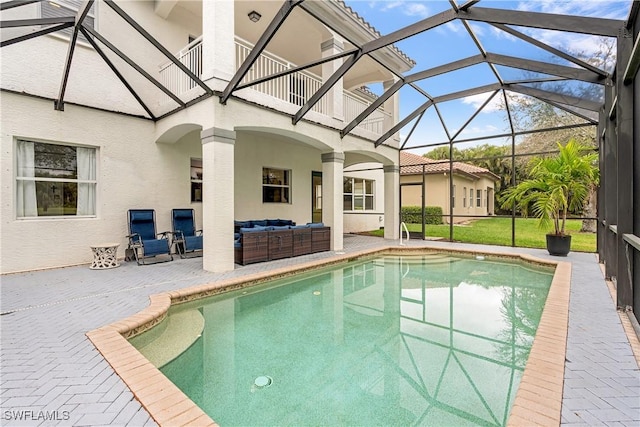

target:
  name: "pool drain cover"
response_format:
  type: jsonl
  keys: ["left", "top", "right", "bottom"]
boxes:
{"left": 254, "top": 376, "right": 273, "bottom": 388}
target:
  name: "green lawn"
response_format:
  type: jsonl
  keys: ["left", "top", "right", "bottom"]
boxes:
{"left": 371, "top": 217, "right": 596, "bottom": 252}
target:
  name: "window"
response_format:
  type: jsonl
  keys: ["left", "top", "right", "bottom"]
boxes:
{"left": 263, "top": 168, "right": 290, "bottom": 203}
{"left": 463, "top": 186, "right": 466, "bottom": 207}
{"left": 477, "top": 189, "right": 482, "bottom": 207}
{"left": 452, "top": 185, "right": 455, "bottom": 208}
{"left": 42, "top": 0, "right": 96, "bottom": 43}
{"left": 190, "top": 158, "right": 202, "bottom": 202}
{"left": 343, "top": 177, "right": 374, "bottom": 211}
{"left": 16, "top": 139, "right": 96, "bottom": 217}
{"left": 470, "top": 188, "right": 474, "bottom": 208}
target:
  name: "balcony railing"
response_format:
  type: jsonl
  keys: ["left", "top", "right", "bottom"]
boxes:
{"left": 159, "top": 36, "right": 390, "bottom": 135}
{"left": 344, "top": 90, "right": 390, "bottom": 135}
{"left": 235, "top": 37, "right": 327, "bottom": 114}
{"left": 159, "top": 36, "right": 202, "bottom": 100}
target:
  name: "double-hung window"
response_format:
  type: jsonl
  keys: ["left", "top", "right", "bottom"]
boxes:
{"left": 263, "top": 168, "right": 290, "bottom": 203}
{"left": 477, "top": 189, "right": 482, "bottom": 207}
{"left": 16, "top": 139, "right": 97, "bottom": 218}
{"left": 343, "top": 177, "right": 374, "bottom": 211}
{"left": 463, "top": 186, "right": 467, "bottom": 207}
{"left": 452, "top": 184, "right": 456, "bottom": 208}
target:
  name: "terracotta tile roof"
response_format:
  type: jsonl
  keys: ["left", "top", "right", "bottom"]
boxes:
{"left": 337, "top": 1, "right": 416, "bottom": 67}
{"left": 400, "top": 151, "right": 499, "bottom": 181}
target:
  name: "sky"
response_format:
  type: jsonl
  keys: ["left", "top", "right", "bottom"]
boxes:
{"left": 342, "top": 0, "right": 631, "bottom": 153}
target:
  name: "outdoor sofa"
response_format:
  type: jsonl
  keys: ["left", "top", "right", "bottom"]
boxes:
{"left": 234, "top": 219, "right": 330, "bottom": 265}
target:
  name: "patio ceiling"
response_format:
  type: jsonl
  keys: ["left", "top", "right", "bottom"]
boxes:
{"left": 0, "top": 0, "right": 631, "bottom": 148}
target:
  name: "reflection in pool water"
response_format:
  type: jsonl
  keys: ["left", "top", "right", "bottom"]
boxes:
{"left": 131, "top": 254, "right": 553, "bottom": 426}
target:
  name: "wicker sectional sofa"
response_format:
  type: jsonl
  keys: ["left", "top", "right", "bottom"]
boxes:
{"left": 234, "top": 219, "right": 330, "bottom": 265}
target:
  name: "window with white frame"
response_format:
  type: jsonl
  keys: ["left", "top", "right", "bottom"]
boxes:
{"left": 42, "top": 0, "right": 96, "bottom": 43}
{"left": 343, "top": 177, "right": 374, "bottom": 211}
{"left": 263, "top": 168, "right": 290, "bottom": 203}
{"left": 470, "top": 188, "right": 474, "bottom": 208}
{"left": 452, "top": 184, "right": 456, "bottom": 208}
{"left": 463, "top": 186, "right": 466, "bottom": 207}
{"left": 16, "top": 139, "right": 97, "bottom": 217}
{"left": 477, "top": 189, "right": 482, "bottom": 207}
{"left": 190, "top": 158, "right": 202, "bottom": 202}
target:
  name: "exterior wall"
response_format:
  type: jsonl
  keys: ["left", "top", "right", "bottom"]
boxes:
{"left": 0, "top": 1, "right": 407, "bottom": 273}
{"left": 343, "top": 164, "right": 385, "bottom": 233}
{"left": 234, "top": 134, "right": 322, "bottom": 225}
{"left": 0, "top": 92, "right": 203, "bottom": 273}
{"left": 400, "top": 173, "right": 496, "bottom": 224}
{"left": 1, "top": 1, "right": 199, "bottom": 115}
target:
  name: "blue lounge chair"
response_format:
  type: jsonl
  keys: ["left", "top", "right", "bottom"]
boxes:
{"left": 127, "top": 209, "right": 173, "bottom": 265}
{"left": 171, "top": 208, "right": 203, "bottom": 258}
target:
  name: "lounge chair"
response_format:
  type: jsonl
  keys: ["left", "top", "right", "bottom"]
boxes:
{"left": 127, "top": 209, "right": 173, "bottom": 265}
{"left": 171, "top": 208, "right": 203, "bottom": 258}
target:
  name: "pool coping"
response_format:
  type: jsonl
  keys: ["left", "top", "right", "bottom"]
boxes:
{"left": 86, "top": 246, "right": 571, "bottom": 427}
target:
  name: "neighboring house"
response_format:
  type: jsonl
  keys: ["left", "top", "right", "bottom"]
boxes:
{"left": 1, "top": 0, "right": 415, "bottom": 273}
{"left": 399, "top": 151, "right": 499, "bottom": 224}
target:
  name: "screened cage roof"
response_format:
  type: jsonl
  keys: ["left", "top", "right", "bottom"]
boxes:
{"left": 0, "top": 0, "right": 632, "bottom": 151}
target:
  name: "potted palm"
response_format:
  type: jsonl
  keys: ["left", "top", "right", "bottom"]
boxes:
{"left": 500, "top": 139, "right": 599, "bottom": 256}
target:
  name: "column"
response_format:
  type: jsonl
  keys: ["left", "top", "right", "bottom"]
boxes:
{"left": 383, "top": 78, "right": 400, "bottom": 143}
{"left": 202, "top": 0, "right": 235, "bottom": 83}
{"left": 322, "top": 152, "right": 344, "bottom": 251}
{"left": 201, "top": 127, "right": 235, "bottom": 272}
{"left": 615, "top": 29, "right": 633, "bottom": 309}
{"left": 384, "top": 164, "right": 400, "bottom": 240}
{"left": 321, "top": 37, "right": 344, "bottom": 120}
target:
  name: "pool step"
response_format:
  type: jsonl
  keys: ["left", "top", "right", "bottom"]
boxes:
{"left": 132, "top": 309, "right": 204, "bottom": 368}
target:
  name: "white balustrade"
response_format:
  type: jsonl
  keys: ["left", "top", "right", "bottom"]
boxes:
{"left": 343, "top": 91, "right": 391, "bottom": 135}
{"left": 159, "top": 36, "right": 203, "bottom": 103}
{"left": 235, "top": 38, "right": 327, "bottom": 114}
{"left": 159, "top": 36, "right": 389, "bottom": 135}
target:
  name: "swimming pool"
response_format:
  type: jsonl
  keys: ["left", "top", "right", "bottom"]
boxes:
{"left": 130, "top": 253, "right": 554, "bottom": 426}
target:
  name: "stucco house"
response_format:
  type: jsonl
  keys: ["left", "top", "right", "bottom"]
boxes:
{"left": 399, "top": 151, "right": 499, "bottom": 223}
{"left": 1, "top": 0, "right": 415, "bottom": 274}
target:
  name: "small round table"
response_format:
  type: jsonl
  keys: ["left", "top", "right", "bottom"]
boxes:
{"left": 90, "top": 243, "right": 120, "bottom": 269}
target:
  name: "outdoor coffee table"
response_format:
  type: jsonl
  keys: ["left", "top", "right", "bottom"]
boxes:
{"left": 90, "top": 243, "right": 120, "bottom": 269}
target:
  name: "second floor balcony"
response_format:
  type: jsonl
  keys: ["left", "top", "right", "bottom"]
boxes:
{"left": 159, "top": 36, "right": 392, "bottom": 136}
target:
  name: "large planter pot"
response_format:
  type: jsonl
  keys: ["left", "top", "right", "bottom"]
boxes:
{"left": 546, "top": 234, "right": 571, "bottom": 256}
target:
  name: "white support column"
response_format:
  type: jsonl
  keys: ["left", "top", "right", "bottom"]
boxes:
{"left": 384, "top": 164, "right": 400, "bottom": 240}
{"left": 202, "top": 0, "right": 235, "bottom": 83}
{"left": 321, "top": 37, "right": 344, "bottom": 120}
{"left": 383, "top": 78, "right": 400, "bottom": 145}
{"left": 321, "top": 152, "right": 344, "bottom": 251}
{"left": 201, "top": 127, "right": 235, "bottom": 272}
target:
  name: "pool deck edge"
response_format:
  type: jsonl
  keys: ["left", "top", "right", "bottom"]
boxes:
{"left": 86, "top": 247, "right": 570, "bottom": 427}
{"left": 508, "top": 261, "right": 571, "bottom": 427}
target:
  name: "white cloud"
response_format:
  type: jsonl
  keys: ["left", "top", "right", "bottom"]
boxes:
{"left": 458, "top": 124, "right": 500, "bottom": 136}
{"left": 366, "top": 1, "right": 431, "bottom": 18}
{"left": 403, "top": 2, "right": 430, "bottom": 18}
{"left": 461, "top": 93, "right": 504, "bottom": 113}
{"left": 517, "top": 0, "right": 628, "bottom": 20}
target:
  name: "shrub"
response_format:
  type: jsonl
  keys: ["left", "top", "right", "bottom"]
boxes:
{"left": 401, "top": 206, "right": 443, "bottom": 225}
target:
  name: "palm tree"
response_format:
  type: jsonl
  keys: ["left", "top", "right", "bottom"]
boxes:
{"left": 500, "top": 139, "right": 599, "bottom": 236}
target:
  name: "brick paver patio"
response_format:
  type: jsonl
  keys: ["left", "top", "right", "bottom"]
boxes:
{"left": 1, "top": 235, "right": 638, "bottom": 426}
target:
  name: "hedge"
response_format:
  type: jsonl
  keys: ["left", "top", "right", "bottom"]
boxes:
{"left": 401, "top": 206, "right": 443, "bottom": 225}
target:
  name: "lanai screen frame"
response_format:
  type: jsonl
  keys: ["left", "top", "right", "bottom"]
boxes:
{"left": 1, "top": 0, "right": 637, "bottom": 318}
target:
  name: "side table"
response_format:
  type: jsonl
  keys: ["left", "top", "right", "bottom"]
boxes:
{"left": 90, "top": 243, "right": 120, "bottom": 269}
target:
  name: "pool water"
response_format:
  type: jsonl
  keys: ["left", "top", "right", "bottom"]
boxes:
{"left": 131, "top": 254, "right": 554, "bottom": 426}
